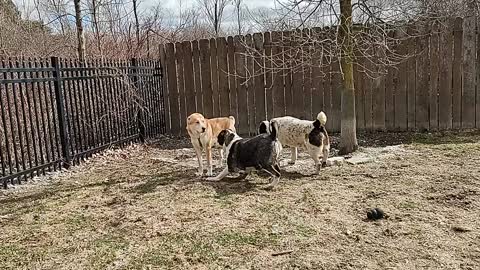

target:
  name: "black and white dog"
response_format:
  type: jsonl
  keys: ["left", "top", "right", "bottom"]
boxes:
{"left": 258, "top": 112, "right": 330, "bottom": 174}
{"left": 206, "top": 121, "right": 283, "bottom": 188}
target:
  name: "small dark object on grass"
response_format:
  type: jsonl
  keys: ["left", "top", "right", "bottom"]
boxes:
{"left": 452, "top": 226, "right": 472, "bottom": 233}
{"left": 367, "top": 208, "right": 384, "bottom": 220}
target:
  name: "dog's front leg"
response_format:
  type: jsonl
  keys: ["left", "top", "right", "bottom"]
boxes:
{"left": 321, "top": 145, "right": 330, "bottom": 168}
{"left": 289, "top": 147, "right": 298, "bottom": 164}
{"left": 206, "top": 167, "right": 229, "bottom": 181}
{"left": 194, "top": 146, "right": 204, "bottom": 176}
{"left": 206, "top": 146, "right": 213, "bottom": 176}
{"left": 218, "top": 148, "right": 224, "bottom": 167}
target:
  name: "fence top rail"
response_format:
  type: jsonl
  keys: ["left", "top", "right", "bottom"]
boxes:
{"left": 0, "top": 67, "right": 55, "bottom": 73}
{"left": 0, "top": 78, "right": 54, "bottom": 84}
{"left": 59, "top": 66, "right": 161, "bottom": 72}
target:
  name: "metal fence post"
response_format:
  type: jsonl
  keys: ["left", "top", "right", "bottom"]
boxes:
{"left": 51, "top": 57, "right": 71, "bottom": 168}
{"left": 131, "top": 58, "right": 145, "bottom": 142}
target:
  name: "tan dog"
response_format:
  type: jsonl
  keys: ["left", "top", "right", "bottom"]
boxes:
{"left": 186, "top": 113, "right": 236, "bottom": 176}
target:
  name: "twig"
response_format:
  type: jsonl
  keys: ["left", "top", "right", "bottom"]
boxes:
{"left": 271, "top": 250, "right": 294, "bottom": 256}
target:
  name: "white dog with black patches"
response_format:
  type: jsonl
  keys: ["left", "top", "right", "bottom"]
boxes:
{"left": 206, "top": 121, "right": 283, "bottom": 189}
{"left": 258, "top": 112, "right": 330, "bottom": 174}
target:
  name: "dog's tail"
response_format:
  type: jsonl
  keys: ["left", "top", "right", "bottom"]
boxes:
{"left": 317, "top": 111, "right": 327, "bottom": 126}
{"left": 269, "top": 120, "right": 279, "bottom": 141}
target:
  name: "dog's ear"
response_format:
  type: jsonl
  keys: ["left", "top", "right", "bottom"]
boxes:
{"left": 313, "top": 119, "right": 321, "bottom": 129}
{"left": 258, "top": 122, "right": 268, "bottom": 134}
{"left": 224, "top": 132, "right": 236, "bottom": 146}
{"left": 218, "top": 130, "right": 228, "bottom": 146}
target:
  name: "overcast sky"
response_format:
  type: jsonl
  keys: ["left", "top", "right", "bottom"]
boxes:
{"left": 156, "top": 0, "right": 276, "bottom": 10}
{"left": 13, "top": 0, "right": 277, "bottom": 21}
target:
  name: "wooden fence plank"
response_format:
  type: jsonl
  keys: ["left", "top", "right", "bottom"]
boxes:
{"left": 407, "top": 26, "right": 416, "bottom": 130}
{"left": 452, "top": 17, "right": 463, "bottom": 129}
{"left": 217, "top": 37, "right": 230, "bottom": 117}
{"left": 165, "top": 43, "right": 180, "bottom": 135}
{"left": 415, "top": 24, "right": 429, "bottom": 131}
{"left": 331, "top": 61, "right": 342, "bottom": 132}
{"left": 199, "top": 39, "right": 213, "bottom": 118}
{"left": 310, "top": 28, "right": 323, "bottom": 120}
{"left": 210, "top": 38, "right": 219, "bottom": 117}
{"left": 272, "top": 31, "right": 285, "bottom": 117}
{"left": 462, "top": 15, "right": 476, "bottom": 128}
{"left": 291, "top": 30, "right": 304, "bottom": 119}
{"left": 477, "top": 20, "right": 480, "bottom": 128}
{"left": 323, "top": 59, "right": 333, "bottom": 131}
{"left": 246, "top": 34, "right": 256, "bottom": 135}
{"left": 373, "top": 46, "right": 386, "bottom": 131}
{"left": 182, "top": 41, "right": 196, "bottom": 118}
{"left": 311, "top": 29, "right": 324, "bottom": 121}
{"left": 364, "top": 57, "right": 373, "bottom": 130}
{"left": 354, "top": 62, "right": 364, "bottom": 130}
{"left": 429, "top": 23, "right": 440, "bottom": 130}
{"left": 175, "top": 42, "right": 187, "bottom": 134}
{"left": 192, "top": 40, "right": 203, "bottom": 114}
{"left": 283, "top": 31, "right": 294, "bottom": 117}
{"left": 439, "top": 19, "right": 454, "bottom": 129}
{"left": 303, "top": 29, "right": 312, "bottom": 120}
{"left": 395, "top": 28, "right": 408, "bottom": 130}
{"left": 264, "top": 32, "right": 274, "bottom": 119}
{"left": 159, "top": 44, "right": 171, "bottom": 133}
{"left": 234, "top": 36, "right": 249, "bottom": 134}
{"left": 253, "top": 32, "right": 266, "bottom": 122}
{"left": 385, "top": 65, "right": 395, "bottom": 131}
{"left": 227, "top": 36, "right": 238, "bottom": 120}
{"left": 385, "top": 31, "right": 395, "bottom": 131}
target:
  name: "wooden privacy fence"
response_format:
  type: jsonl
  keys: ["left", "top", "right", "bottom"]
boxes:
{"left": 0, "top": 57, "right": 166, "bottom": 188}
{"left": 160, "top": 17, "right": 480, "bottom": 135}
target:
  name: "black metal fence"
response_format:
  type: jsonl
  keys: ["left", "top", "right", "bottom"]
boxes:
{"left": 0, "top": 57, "right": 166, "bottom": 188}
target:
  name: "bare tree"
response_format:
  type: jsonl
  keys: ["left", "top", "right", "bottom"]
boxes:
{"left": 338, "top": 0, "right": 357, "bottom": 154}
{"left": 233, "top": 0, "right": 243, "bottom": 35}
{"left": 73, "top": 0, "right": 85, "bottom": 60}
{"left": 196, "top": 0, "right": 230, "bottom": 37}
{"left": 132, "top": 0, "right": 140, "bottom": 53}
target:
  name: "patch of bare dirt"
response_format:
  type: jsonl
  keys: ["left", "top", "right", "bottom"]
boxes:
{"left": 1, "top": 133, "right": 480, "bottom": 269}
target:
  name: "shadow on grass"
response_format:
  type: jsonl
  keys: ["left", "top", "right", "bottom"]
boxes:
{"left": 203, "top": 169, "right": 308, "bottom": 197}
{"left": 0, "top": 173, "right": 128, "bottom": 208}
{"left": 0, "top": 189, "right": 56, "bottom": 205}
{"left": 132, "top": 170, "right": 190, "bottom": 194}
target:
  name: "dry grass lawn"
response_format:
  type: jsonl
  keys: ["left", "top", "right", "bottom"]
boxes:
{"left": 1, "top": 132, "right": 480, "bottom": 270}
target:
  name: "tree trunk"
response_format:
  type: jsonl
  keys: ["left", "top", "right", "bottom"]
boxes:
{"left": 91, "top": 0, "right": 102, "bottom": 56}
{"left": 214, "top": 2, "right": 219, "bottom": 37}
{"left": 74, "top": 0, "right": 85, "bottom": 61}
{"left": 133, "top": 0, "right": 140, "bottom": 54}
{"left": 338, "top": 0, "right": 358, "bottom": 155}
{"left": 235, "top": 0, "right": 242, "bottom": 35}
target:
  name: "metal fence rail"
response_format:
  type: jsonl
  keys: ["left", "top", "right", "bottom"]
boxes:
{"left": 0, "top": 57, "right": 166, "bottom": 188}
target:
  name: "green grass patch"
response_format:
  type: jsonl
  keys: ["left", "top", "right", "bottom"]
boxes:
{"left": 0, "top": 243, "right": 47, "bottom": 269}
{"left": 88, "top": 235, "right": 129, "bottom": 269}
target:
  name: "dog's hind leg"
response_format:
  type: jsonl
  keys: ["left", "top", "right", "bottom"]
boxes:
{"left": 206, "top": 167, "right": 229, "bottom": 181}
{"left": 308, "top": 147, "right": 322, "bottom": 174}
{"left": 263, "top": 165, "right": 281, "bottom": 189}
{"left": 289, "top": 147, "right": 298, "bottom": 164}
